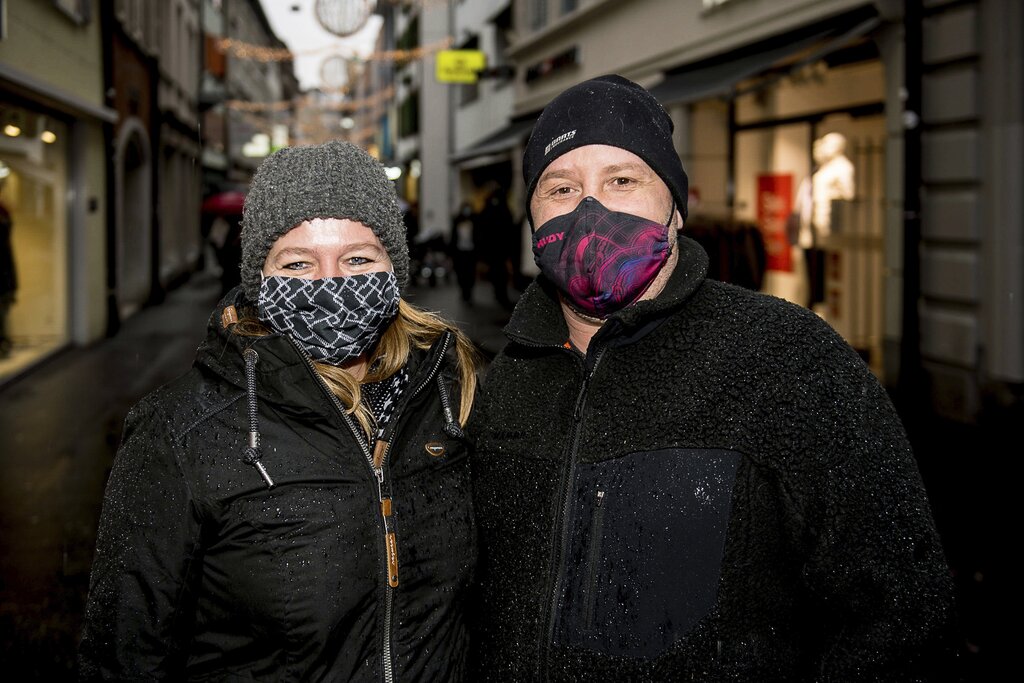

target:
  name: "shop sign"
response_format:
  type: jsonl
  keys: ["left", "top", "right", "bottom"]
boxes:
{"left": 757, "top": 174, "right": 793, "bottom": 272}
{"left": 436, "top": 50, "right": 487, "bottom": 84}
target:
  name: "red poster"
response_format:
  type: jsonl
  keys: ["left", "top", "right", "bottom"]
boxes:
{"left": 757, "top": 174, "right": 793, "bottom": 272}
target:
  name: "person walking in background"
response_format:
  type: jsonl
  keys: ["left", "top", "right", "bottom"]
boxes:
{"left": 451, "top": 201, "right": 478, "bottom": 303}
{"left": 467, "top": 75, "right": 956, "bottom": 681}
{"left": 475, "top": 184, "right": 516, "bottom": 310}
{"left": 79, "top": 141, "right": 481, "bottom": 681}
{"left": 0, "top": 175, "right": 16, "bottom": 359}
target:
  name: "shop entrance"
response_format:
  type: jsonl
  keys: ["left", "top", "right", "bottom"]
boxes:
{"left": 0, "top": 106, "right": 70, "bottom": 383}
{"left": 729, "top": 52, "right": 889, "bottom": 377}
{"left": 734, "top": 114, "right": 885, "bottom": 372}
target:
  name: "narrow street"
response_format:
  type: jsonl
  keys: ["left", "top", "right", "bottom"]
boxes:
{"left": 0, "top": 269, "right": 222, "bottom": 679}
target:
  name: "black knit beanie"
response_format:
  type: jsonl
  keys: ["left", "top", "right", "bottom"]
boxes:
{"left": 523, "top": 74, "right": 688, "bottom": 226}
{"left": 240, "top": 140, "right": 410, "bottom": 300}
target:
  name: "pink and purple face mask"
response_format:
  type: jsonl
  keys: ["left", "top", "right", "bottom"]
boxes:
{"left": 532, "top": 196, "right": 673, "bottom": 319}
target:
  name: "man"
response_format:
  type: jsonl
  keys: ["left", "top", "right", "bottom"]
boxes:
{"left": 468, "top": 75, "right": 956, "bottom": 681}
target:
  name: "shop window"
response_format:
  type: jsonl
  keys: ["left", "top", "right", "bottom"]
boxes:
{"left": 0, "top": 107, "right": 69, "bottom": 381}
{"left": 529, "top": 0, "right": 548, "bottom": 31}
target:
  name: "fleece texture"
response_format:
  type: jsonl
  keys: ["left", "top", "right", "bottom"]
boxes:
{"left": 468, "top": 235, "right": 957, "bottom": 681}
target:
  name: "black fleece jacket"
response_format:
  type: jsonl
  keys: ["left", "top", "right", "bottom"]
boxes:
{"left": 468, "top": 236, "right": 956, "bottom": 681}
{"left": 79, "top": 288, "right": 476, "bottom": 682}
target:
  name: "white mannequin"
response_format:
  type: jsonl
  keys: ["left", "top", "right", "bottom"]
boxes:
{"left": 797, "top": 132, "right": 855, "bottom": 248}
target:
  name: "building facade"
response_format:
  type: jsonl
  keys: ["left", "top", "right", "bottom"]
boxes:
{"left": 500, "top": 0, "right": 1022, "bottom": 428}
{"left": 0, "top": 0, "right": 113, "bottom": 384}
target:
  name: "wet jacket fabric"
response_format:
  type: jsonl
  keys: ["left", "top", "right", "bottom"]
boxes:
{"left": 79, "top": 288, "right": 476, "bottom": 682}
{"left": 468, "top": 236, "right": 956, "bottom": 681}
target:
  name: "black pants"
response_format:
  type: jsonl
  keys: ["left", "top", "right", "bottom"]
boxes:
{"left": 452, "top": 250, "right": 476, "bottom": 302}
{"left": 804, "top": 247, "right": 826, "bottom": 307}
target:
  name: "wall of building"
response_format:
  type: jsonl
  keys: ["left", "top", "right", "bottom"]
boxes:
{"left": 453, "top": 0, "right": 515, "bottom": 151}
{"left": 0, "top": 1, "right": 111, "bottom": 385}
{"left": 510, "top": 0, "right": 870, "bottom": 115}
{"left": 918, "top": 0, "right": 1024, "bottom": 422}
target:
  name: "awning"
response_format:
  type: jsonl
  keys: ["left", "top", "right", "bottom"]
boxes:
{"left": 451, "top": 117, "right": 536, "bottom": 165}
{"left": 649, "top": 15, "right": 882, "bottom": 106}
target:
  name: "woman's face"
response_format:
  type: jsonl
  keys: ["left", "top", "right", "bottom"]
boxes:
{"left": 262, "top": 218, "right": 392, "bottom": 279}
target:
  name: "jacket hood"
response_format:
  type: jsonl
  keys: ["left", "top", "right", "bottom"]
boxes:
{"left": 504, "top": 234, "right": 710, "bottom": 348}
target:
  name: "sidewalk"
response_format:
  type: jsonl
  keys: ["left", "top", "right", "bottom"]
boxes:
{"left": 0, "top": 269, "right": 223, "bottom": 680}
{"left": 0, "top": 269, "right": 510, "bottom": 679}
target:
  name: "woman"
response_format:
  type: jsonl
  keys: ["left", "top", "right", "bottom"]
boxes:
{"left": 79, "top": 141, "right": 481, "bottom": 681}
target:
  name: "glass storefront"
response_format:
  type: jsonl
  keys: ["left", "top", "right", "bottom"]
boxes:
{"left": 0, "top": 103, "right": 69, "bottom": 382}
{"left": 729, "top": 56, "right": 889, "bottom": 377}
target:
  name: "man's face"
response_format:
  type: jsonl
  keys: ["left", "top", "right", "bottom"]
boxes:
{"left": 530, "top": 144, "right": 679, "bottom": 230}
{"left": 530, "top": 144, "right": 684, "bottom": 313}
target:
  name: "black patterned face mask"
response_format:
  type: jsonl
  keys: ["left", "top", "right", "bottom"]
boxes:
{"left": 257, "top": 271, "right": 400, "bottom": 366}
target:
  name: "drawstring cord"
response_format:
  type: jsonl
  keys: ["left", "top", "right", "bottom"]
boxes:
{"left": 436, "top": 374, "right": 464, "bottom": 439}
{"left": 242, "top": 348, "right": 275, "bottom": 488}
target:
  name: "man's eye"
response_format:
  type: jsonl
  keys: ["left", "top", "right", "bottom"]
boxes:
{"left": 612, "top": 177, "right": 634, "bottom": 186}
{"left": 283, "top": 261, "right": 310, "bottom": 270}
{"left": 347, "top": 256, "right": 371, "bottom": 266}
{"left": 552, "top": 185, "right": 576, "bottom": 196}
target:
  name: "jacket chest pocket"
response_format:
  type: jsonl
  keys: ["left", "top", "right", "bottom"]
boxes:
{"left": 215, "top": 488, "right": 377, "bottom": 637}
{"left": 553, "top": 448, "right": 741, "bottom": 659}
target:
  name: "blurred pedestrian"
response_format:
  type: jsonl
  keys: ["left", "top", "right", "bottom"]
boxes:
{"left": 451, "top": 201, "right": 478, "bottom": 303}
{"left": 79, "top": 141, "right": 482, "bottom": 681}
{"left": 476, "top": 185, "right": 515, "bottom": 310}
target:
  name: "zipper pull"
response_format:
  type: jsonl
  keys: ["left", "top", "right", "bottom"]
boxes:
{"left": 381, "top": 497, "right": 399, "bottom": 587}
{"left": 596, "top": 490, "right": 605, "bottom": 507}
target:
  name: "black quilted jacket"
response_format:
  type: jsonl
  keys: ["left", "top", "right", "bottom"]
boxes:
{"left": 79, "top": 287, "right": 476, "bottom": 682}
{"left": 468, "top": 236, "right": 957, "bottom": 681}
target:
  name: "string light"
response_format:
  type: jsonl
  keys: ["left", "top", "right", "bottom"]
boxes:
{"left": 216, "top": 36, "right": 453, "bottom": 64}
{"left": 225, "top": 86, "right": 396, "bottom": 113}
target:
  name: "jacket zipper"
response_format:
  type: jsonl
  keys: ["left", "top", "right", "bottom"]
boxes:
{"left": 285, "top": 332, "right": 452, "bottom": 683}
{"left": 539, "top": 345, "right": 607, "bottom": 680}
{"left": 279, "top": 339, "right": 388, "bottom": 683}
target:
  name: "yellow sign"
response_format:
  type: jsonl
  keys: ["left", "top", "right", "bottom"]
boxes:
{"left": 436, "top": 50, "right": 487, "bottom": 84}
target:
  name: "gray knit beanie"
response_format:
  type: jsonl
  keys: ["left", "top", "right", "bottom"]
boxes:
{"left": 240, "top": 140, "right": 409, "bottom": 300}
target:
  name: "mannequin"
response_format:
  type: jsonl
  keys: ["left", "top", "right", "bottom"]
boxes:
{"left": 794, "top": 132, "right": 855, "bottom": 306}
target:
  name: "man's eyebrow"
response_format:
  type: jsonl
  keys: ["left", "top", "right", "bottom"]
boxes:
{"left": 536, "top": 169, "right": 578, "bottom": 184}
{"left": 537, "top": 162, "right": 653, "bottom": 184}
{"left": 603, "top": 162, "right": 653, "bottom": 175}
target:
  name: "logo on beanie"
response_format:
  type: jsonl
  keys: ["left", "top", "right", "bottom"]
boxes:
{"left": 544, "top": 129, "right": 576, "bottom": 155}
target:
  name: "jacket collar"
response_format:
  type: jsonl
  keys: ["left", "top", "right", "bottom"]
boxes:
{"left": 503, "top": 234, "right": 709, "bottom": 349}
{"left": 192, "top": 286, "right": 445, "bottom": 412}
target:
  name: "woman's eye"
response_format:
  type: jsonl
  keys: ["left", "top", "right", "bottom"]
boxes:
{"left": 283, "top": 261, "right": 310, "bottom": 271}
{"left": 347, "top": 256, "right": 372, "bottom": 266}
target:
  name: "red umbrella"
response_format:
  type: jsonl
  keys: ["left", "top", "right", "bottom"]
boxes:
{"left": 201, "top": 190, "right": 247, "bottom": 216}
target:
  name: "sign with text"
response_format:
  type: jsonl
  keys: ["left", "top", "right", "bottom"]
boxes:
{"left": 757, "top": 174, "right": 794, "bottom": 272}
{"left": 436, "top": 50, "right": 487, "bottom": 84}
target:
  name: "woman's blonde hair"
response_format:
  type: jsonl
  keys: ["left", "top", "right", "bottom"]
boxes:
{"left": 233, "top": 299, "right": 481, "bottom": 460}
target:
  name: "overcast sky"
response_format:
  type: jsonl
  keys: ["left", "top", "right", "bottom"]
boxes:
{"left": 258, "top": 0, "right": 383, "bottom": 91}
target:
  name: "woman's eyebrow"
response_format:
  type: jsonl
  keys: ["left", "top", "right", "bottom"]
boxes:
{"left": 271, "top": 246, "right": 314, "bottom": 259}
